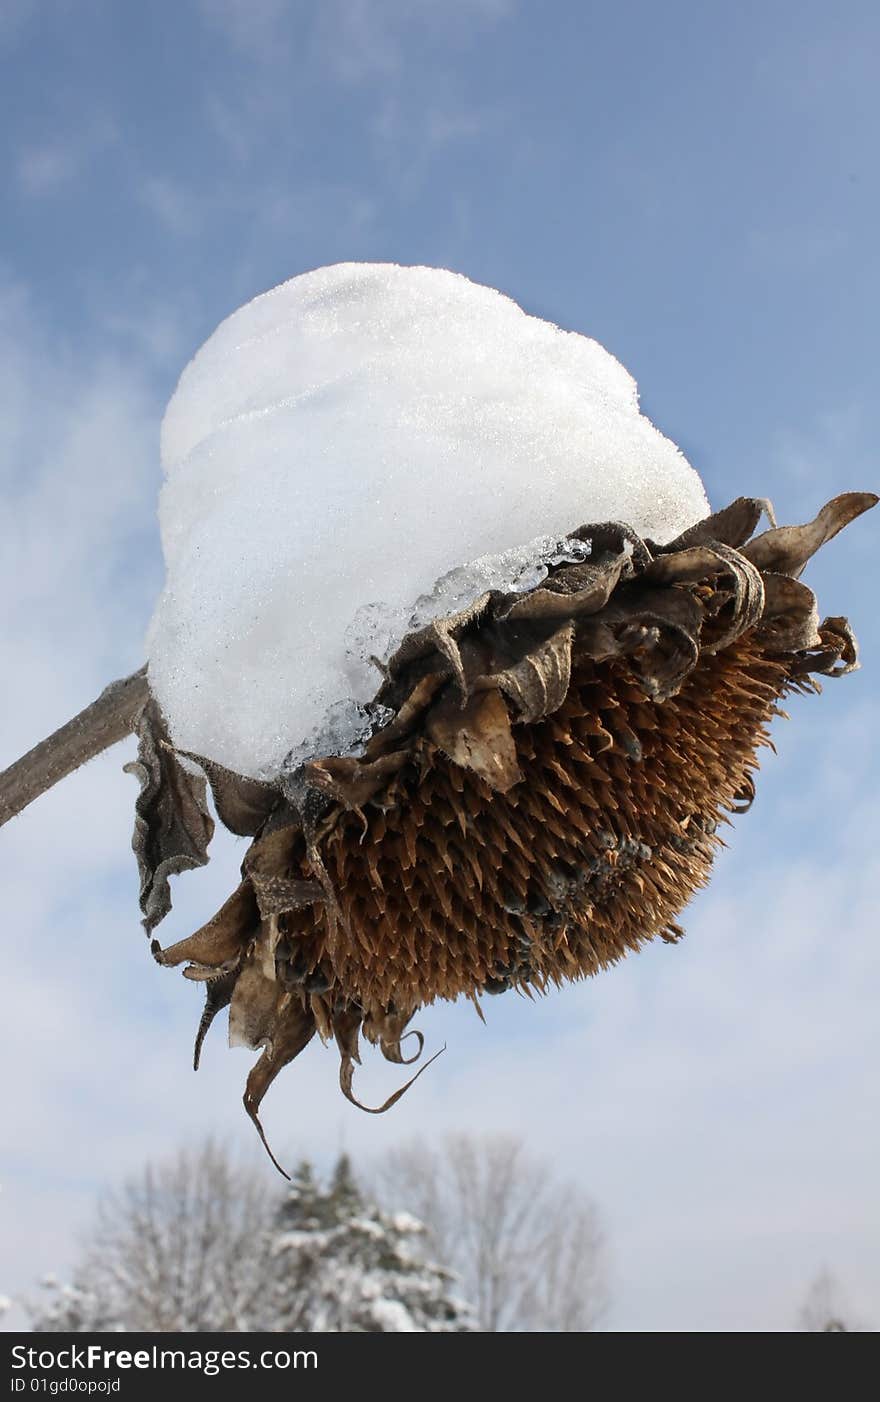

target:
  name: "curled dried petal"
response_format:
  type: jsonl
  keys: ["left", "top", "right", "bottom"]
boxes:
{"left": 741, "top": 492, "right": 877, "bottom": 578}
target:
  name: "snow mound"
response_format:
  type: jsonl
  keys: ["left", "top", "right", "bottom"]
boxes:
{"left": 147, "top": 262, "right": 709, "bottom": 779}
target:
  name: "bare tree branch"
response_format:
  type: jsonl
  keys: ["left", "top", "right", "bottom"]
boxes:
{"left": 0, "top": 666, "right": 149, "bottom": 829}
{"left": 28, "top": 1142, "right": 274, "bottom": 1332}
{"left": 372, "top": 1131, "right": 609, "bottom": 1331}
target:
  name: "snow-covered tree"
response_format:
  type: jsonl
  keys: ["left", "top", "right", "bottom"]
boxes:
{"left": 268, "top": 1156, "right": 474, "bottom": 1332}
{"left": 27, "top": 1144, "right": 474, "bottom": 1333}
{"left": 31, "top": 1279, "right": 125, "bottom": 1334}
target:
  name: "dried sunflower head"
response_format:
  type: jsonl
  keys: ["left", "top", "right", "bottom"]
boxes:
{"left": 129, "top": 490, "right": 876, "bottom": 1170}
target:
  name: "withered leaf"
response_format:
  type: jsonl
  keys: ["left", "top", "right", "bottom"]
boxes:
{"left": 366, "top": 672, "right": 445, "bottom": 757}
{"left": 730, "top": 774, "right": 756, "bottom": 814}
{"left": 338, "top": 1041, "right": 446, "bottom": 1114}
{"left": 644, "top": 545, "right": 734, "bottom": 586}
{"left": 568, "top": 520, "right": 653, "bottom": 568}
{"left": 241, "top": 809, "right": 306, "bottom": 882}
{"left": 228, "top": 948, "right": 286, "bottom": 1051}
{"left": 248, "top": 871, "right": 324, "bottom": 919}
{"left": 362, "top": 1007, "right": 424, "bottom": 1064}
{"left": 591, "top": 586, "right": 703, "bottom": 699}
{"left": 178, "top": 750, "right": 279, "bottom": 836}
{"left": 742, "top": 492, "right": 878, "bottom": 578}
{"left": 386, "top": 592, "right": 494, "bottom": 693}
{"left": 333, "top": 1004, "right": 363, "bottom": 1067}
{"left": 643, "top": 543, "right": 764, "bottom": 654}
{"left": 243, "top": 999, "right": 316, "bottom": 1178}
{"left": 488, "top": 622, "right": 575, "bottom": 723}
{"left": 659, "top": 497, "right": 776, "bottom": 553}
{"left": 381, "top": 1029, "right": 425, "bottom": 1065}
{"left": 193, "top": 969, "right": 237, "bottom": 1071}
{"left": 427, "top": 687, "right": 522, "bottom": 791}
{"left": 153, "top": 880, "right": 257, "bottom": 969}
{"left": 498, "top": 553, "right": 628, "bottom": 622}
{"left": 759, "top": 573, "right": 821, "bottom": 652}
{"left": 125, "top": 700, "right": 215, "bottom": 932}
{"left": 809, "top": 616, "right": 860, "bottom": 677}
{"left": 304, "top": 751, "right": 408, "bottom": 810}
{"left": 700, "top": 545, "right": 765, "bottom": 654}
{"left": 182, "top": 958, "right": 240, "bottom": 982}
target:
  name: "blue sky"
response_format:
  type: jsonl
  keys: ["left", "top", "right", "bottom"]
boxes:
{"left": 1, "top": 0, "right": 878, "bottom": 1331}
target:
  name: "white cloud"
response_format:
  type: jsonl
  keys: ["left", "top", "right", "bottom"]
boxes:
{"left": 197, "top": 0, "right": 292, "bottom": 62}
{"left": 369, "top": 95, "right": 508, "bottom": 196}
{"left": 137, "top": 175, "right": 202, "bottom": 237}
{"left": 16, "top": 118, "right": 118, "bottom": 198}
{"left": 312, "top": 0, "right": 404, "bottom": 83}
{"left": 98, "top": 301, "right": 197, "bottom": 369}
{"left": 0, "top": 277, "right": 162, "bottom": 757}
{"left": 204, "top": 92, "right": 258, "bottom": 164}
{"left": 17, "top": 145, "right": 80, "bottom": 196}
{"left": 200, "top": 0, "right": 515, "bottom": 80}
{"left": 197, "top": 0, "right": 513, "bottom": 203}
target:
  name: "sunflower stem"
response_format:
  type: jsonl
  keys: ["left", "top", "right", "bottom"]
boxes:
{"left": 0, "top": 666, "right": 149, "bottom": 828}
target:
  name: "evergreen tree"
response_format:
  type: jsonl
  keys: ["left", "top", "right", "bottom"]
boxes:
{"left": 269, "top": 1154, "right": 475, "bottom": 1332}
{"left": 27, "top": 1147, "right": 475, "bottom": 1333}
